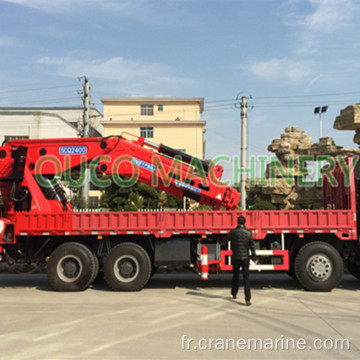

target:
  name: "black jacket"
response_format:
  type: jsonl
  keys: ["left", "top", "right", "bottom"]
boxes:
{"left": 225, "top": 225, "right": 256, "bottom": 261}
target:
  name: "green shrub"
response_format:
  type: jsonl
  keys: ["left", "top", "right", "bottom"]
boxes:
{"left": 250, "top": 200, "right": 276, "bottom": 210}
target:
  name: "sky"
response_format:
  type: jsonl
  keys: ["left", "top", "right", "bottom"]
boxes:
{"left": 1, "top": 0, "right": 360, "bottom": 183}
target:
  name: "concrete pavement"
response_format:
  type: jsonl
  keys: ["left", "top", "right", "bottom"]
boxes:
{"left": 0, "top": 272, "right": 359, "bottom": 359}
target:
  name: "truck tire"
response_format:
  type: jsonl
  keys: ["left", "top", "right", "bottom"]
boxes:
{"left": 294, "top": 241, "right": 344, "bottom": 291}
{"left": 47, "top": 242, "right": 97, "bottom": 291}
{"left": 104, "top": 242, "right": 152, "bottom": 291}
{"left": 93, "top": 253, "right": 100, "bottom": 283}
{"left": 83, "top": 244, "right": 100, "bottom": 286}
{"left": 347, "top": 261, "right": 360, "bottom": 280}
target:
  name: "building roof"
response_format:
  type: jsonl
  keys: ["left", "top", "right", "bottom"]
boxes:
{"left": 100, "top": 97, "right": 204, "bottom": 113}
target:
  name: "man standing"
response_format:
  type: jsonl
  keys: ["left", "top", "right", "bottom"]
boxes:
{"left": 225, "top": 215, "right": 257, "bottom": 306}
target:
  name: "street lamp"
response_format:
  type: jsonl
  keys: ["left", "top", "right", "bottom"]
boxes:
{"left": 314, "top": 106, "right": 328, "bottom": 140}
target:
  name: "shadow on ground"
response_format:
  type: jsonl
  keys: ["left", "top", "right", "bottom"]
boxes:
{"left": 0, "top": 272, "right": 359, "bottom": 293}
{"left": 145, "top": 272, "right": 360, "bottom": 292}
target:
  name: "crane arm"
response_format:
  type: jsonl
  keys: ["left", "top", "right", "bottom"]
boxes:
{"left": 0, "top": 133, "right": 240, "bottom": 212}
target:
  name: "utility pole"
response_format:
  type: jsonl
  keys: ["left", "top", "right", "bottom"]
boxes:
{"left": 80, "top": 76, "right": 91, "bottom": 204}
{"left": 240, "top": 96, "right": 247, "bottom": 210}
{"left": 82, "top": 77, "right": 91, "bottom": 138}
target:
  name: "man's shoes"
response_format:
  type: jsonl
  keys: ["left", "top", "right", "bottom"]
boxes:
{"left": 231, "top": 291, "right": 237, "bottom": 299}
{"left": 246, "top": 300, "right": 251, "bottom": 306}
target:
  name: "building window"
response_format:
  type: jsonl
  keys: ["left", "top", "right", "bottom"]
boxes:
{"left": 4, "top": 135, "right": 29, "bottom": 142}
{"left": 140, "top": 127, "right": 154, "bottom": 138}
{"left": 158, "top": 104, "right": 163, "bottom": 112}
{"left": 141, "top": 104, "right": 154, "bottom": 116}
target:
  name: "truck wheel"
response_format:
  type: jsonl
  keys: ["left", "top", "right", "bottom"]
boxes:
{"left": 47, "top": 242, "right": 97, "bottom": 291}
{"left": 294, "top": 241, "right": 344, "bottom": 291}
{"left": 348, "top": 261, "right": 360, "bottom": 279}
{"left": 104, "top": 243, "right": 152, "bottom": 291}
{"left": 83, "top": 245, "right": 100, "bottom": 286}
{"left": 93, "top": 253, "right": 100, "bottom": 283}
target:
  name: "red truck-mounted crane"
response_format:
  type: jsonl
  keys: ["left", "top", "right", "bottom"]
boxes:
{"left": 0, "top": 134, "right": 360, "bottom": 292}
{"left": 0, "top": 133, "right": 239, "bottom": 291}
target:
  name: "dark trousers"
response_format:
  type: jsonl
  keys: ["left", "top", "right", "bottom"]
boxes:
{"left": 231, "top": 259, "right": 251, "bottom": 301}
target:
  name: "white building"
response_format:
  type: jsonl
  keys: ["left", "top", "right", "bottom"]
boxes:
{"left": 0, "top": 107, "right": 103, "bottom": 144}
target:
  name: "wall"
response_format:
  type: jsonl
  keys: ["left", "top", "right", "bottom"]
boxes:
{"left": 0, "top": 108, "right": 103, "bottom": 144}
{"left": 102, "top": 98, "right": 206, "bottom": 159}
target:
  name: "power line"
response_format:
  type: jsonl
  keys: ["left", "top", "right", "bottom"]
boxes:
{"left": 205, "top": 98, "right": 239, "bottom": 104}
{"left": 0, "top": 84, "right": 79, "bottom": 95}
{"left": 252, "top": 91, "right": 360, "bottom": 100}
{"left": 204, "top": 91, "right": 360, "bottom": 105}
{"left": 0, "top": 90, "right": 80, "bottom": 103}
{"left": 1, "top": 86, "right": 359, "bottom": 114}
{"left": 0, "top": 80, "right": 82, "bottom": 108}
{"left": 0, "top": 97, "right": 81, "bottom": 107}
{"left": 250, "top": 99, "right": 359, "bottom": 105}
{"left": 251, "top": 100, "right": 359, "bottom": 108}
{"left": 205, "top": 102, "right": 240, "bottom": 109}
{"left": 90, "top": 97, "right": 359, "bottom": 117}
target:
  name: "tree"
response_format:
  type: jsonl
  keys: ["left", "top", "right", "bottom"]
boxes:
{"left": 165, "top": 193, "right": 184, "bottom": 209}
{"left": 100, "top": 180, "right": 160, "bottom": 211}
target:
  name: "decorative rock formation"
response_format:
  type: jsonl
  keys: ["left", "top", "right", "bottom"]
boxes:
{"left": 267, "top": 126, "right": 312, "bottom": 176}
{"left": 247, "top": 126, "right": 358, "bottom": 210}
{"left": 334, "top": 104, "right": 360, "bottom": 145}
{"left": 334, "top": 104, "right": 360, "bottom": 131}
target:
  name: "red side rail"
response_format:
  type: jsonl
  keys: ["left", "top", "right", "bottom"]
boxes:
{"left": 9, "top": 209, "right": 357, "bottom": 241}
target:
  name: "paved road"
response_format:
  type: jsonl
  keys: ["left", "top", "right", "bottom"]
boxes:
{"left": 0, "top": 272, "right": 359, "bottom": 359}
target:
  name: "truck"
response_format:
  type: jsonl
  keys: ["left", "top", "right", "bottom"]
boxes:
{"left": 0, "top": 133, "right": 359, "bottom": 292}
